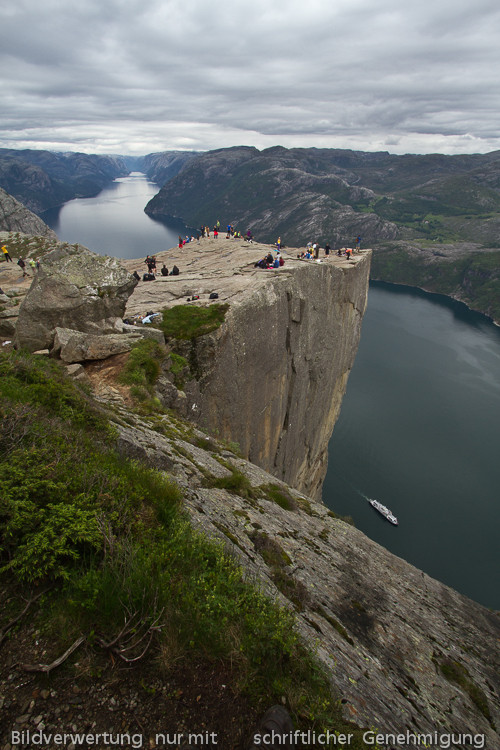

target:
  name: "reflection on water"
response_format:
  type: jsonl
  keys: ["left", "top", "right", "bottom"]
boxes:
{"left": 43, "top": 172, "right": 195, "bottom": 259}
{"left": 323, "top": 282, "right": 500, "bottom": 609}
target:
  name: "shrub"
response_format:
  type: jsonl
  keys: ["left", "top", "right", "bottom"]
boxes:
{"left": 160, "top": 303, "right": 229, "bottom": 340}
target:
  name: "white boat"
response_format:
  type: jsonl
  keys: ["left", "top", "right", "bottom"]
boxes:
{"left": 368, "top": 498, "right": 398, "bottom": 526}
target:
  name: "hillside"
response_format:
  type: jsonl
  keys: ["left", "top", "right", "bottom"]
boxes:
{"left": 144, "top": 146, "right": 500, "bottom": 321}
{"left": 1, "top": 237, "right": 499, "bottom": 748}
{"left": 0, "top": 149, "right": 129, "bottom": 214}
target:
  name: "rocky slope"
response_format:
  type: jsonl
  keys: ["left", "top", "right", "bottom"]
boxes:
{"left": 75, "top": 387, "right": 500, "bottom": 747}
{"left": 0, "top": 188, "right": 58, "bottom": 239}
{"left": 135, "top": 150, "right": 201, "bottom": 186}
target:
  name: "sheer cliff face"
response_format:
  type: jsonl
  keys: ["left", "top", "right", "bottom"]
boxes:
{"left": 184, "top": 254, "right": 371, "bottom": 499}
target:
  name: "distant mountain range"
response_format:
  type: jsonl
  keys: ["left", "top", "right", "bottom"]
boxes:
{"left": 144, "top": 145, "right": 500, "bottom": 321}
{"left": 0, "top": 149, "right": 199, "bottom": 216}
{"left": 144, "top": 145, "right": 500, "bottom": 247}
{"left": 1, "top": 145, "right": 500, "bottom": 321}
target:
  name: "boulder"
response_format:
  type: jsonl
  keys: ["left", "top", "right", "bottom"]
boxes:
{"left": 52, "top": 327, "right": 144, "bottom": 363}
{"left": 14, "top": 243, "right": 137, "bottom": 352}
{"left": 121, "top": 322, "right": 165, "bottom": 345}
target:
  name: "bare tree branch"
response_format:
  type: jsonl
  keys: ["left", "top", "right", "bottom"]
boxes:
{"left": 21, "top": 636, "right": 86, "bottom": 674}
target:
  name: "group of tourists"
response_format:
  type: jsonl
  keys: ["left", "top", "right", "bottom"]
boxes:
{"left": 136, "top": 255, "right": 179, "bottom": 282}
{"left": 297, "top": 236, "right": 362, "bottom": 261}
{"left": 254, "top": 251, "right": 285, "bottom": 269}
{"left": 1, "top": 245, "right": 40, "bottom": 277}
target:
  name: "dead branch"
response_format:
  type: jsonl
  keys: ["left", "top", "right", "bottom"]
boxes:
{"left": 21, "top": 636, "right": 86, "bottom": 674}
{"left": 0, "top": 588, "right": 52, "bottom": 648}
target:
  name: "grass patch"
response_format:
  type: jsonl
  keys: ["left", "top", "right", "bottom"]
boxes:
{"left": 203, "top": 467, "right": 257, "bottom": 500}
{"left": 160, "top": 303, "right": 229, "bottom": 340}
{"left": 260, "top": 483, "right": 297, "bottom": 511}
{"left": 168, "top": 351, "right": 189, "bottom": 389}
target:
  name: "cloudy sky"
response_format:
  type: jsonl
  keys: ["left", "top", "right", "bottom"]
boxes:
{"left": 2, "top": 0, "right": 500, "bottom": 156}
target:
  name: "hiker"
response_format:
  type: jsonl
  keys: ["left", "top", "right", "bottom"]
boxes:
{"left": 17, "top": 258, "right": 29, "bottom": 277}
{"left": 161, "top": 264, "right": 169, "bottom": 276}
{"left": 2, "top": 245, "right": 13, "bottom": 262}
{"left": 170, "top": 265, "right": 180, "bottom": 276}
{"left": 133, "top": 270, "right": 141, "bottom": 281}
{"left": 324, "top": 243, "right": 331, "bottom": 257}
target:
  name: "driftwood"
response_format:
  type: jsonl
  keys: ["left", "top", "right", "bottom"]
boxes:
{"left": 21, "top": 636, "right": 86, "bottom": 673}
{"left": 97, "top": 607, "right": 164, "bottom": 663}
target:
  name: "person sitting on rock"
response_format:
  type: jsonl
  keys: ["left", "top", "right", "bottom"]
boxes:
{"left": 170, "top": 265, "right": 180, "bottom": 276}
{"left": 133, "top": 270, "right": 141, "bottom": 280}
{"left": 266, "top": 252, "right": 274, "bottom": 266}
{"left": 161, "top": 264, "right": 169, "bottom": 276}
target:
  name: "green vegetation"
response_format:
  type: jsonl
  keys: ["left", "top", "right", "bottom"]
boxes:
{"left": 160, "top": 303, "right": 229, "bottom": 340}
{"left": 168, "top": 351, "right": 189, "bottom": 389}
{"left": 118, "top": 338, "right": 166, "bottom": 408}
{"left": 0, "top": 349, "right": 374, "bottom": 742}
{"left": 260, "top": 483, "right": 298, "bottom": 511}
{"left": 372, "top": 247, "right": 500, "bottom": 321}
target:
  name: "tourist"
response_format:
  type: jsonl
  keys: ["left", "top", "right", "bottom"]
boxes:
{"left": 161, "top": 264, "right": 169, "bottom": 276}
{"left": 17, "top": 258, "right": 29, "bottom": 277}
{"left": 313, "top": 243, "right": 319, "bottom": 259}
{"left": 2, "top": 245, "right": 13, "bottom": 262}
{"left": 324, "top": 243, "right": 331, "bottom": 257}
{"left": 133, "top": 270, "right": 141, "bottom": 281}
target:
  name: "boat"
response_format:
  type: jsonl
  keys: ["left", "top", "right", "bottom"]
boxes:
{"left": 368, "top": 498, "right": 399, "bottom": 525}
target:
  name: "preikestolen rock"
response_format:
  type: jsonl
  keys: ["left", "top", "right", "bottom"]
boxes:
{"left": 52, "top": 327, "right": 144, "bottom": 363}
{"left": 14, "top": 243, "right": 137, "bottom": 352}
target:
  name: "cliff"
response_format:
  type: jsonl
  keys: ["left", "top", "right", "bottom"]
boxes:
{"left": 121, "top": 237, "right": 370, "bottom": 499}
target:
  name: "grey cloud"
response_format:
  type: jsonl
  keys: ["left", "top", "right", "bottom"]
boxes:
{"left": 1, "top": 0, "right": 500, "bottom": 155}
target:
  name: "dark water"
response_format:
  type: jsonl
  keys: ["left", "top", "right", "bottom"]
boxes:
{"left": 43, "top": 177, "right": 500, "bottom": 609}
{"left": 43, "top": 172, "right": 194, "bottom": 259}
{"left": 323, "top": 282, "right": 500, "bottom": 609}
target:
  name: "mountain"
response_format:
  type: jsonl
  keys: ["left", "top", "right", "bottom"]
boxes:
{"left": 0, "top": 187, "right": 57, "bottom": 239}
{"left": 136, "top": 151, "right": 201, "bottom": 186}
{"left": 144, "top": 145, "right": 500, "bottom": 321}
{"left": 0, "top": 149, "right": 129, "bottom": 214}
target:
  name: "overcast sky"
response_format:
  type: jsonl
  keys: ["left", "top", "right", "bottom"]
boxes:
{"left": 2, "top": 0, "right": 500, "bottom": 157}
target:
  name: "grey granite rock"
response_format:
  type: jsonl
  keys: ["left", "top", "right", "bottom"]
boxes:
{"left": 15, "top": 243, "right": 137, "bottom": 352}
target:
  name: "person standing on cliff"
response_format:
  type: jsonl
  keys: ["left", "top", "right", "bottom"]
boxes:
{"left": 17, "top": 257, "right": 29, "bottom": 277}
{"left": 2, "top": 245, "right": 13, "bottom": 262}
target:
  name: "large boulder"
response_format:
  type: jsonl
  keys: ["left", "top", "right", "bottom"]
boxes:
{"left": 52, "top": 327, "right": 145, "bottom": 363}
{"left": 14, "top": 243, "right": 137, "bottom": 352}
